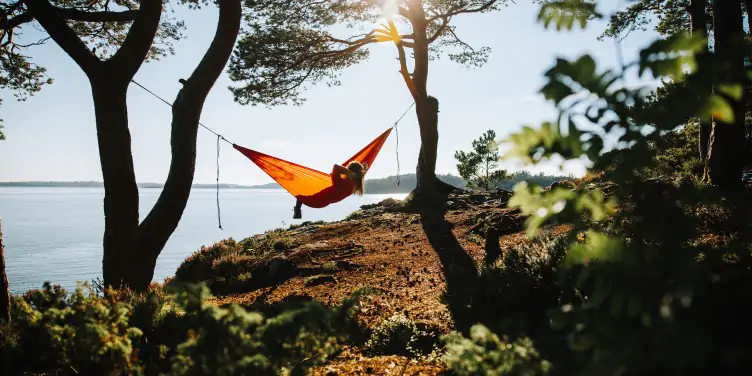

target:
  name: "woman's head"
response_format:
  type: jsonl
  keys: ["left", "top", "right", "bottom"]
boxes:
{"left": 347, "top": 161, "right": 368, "bottom": 195}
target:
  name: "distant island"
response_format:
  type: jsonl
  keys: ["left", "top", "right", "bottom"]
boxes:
{"left": 0, "top": 172, "right": 570, "bottom": 194}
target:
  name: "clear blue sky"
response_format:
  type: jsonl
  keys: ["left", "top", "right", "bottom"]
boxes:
{"left": 0, "top": 0, "right": 659, "bottom": 185}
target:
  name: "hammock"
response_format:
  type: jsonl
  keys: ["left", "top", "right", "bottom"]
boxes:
{"left": 233, "top": 127, "right": 393, "bottom": 208}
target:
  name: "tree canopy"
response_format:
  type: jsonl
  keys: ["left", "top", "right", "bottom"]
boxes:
{"left": 0, "top": 0, "right": 186, "bottom": 125}
{"left": 227, "top": 0, "right": 506, "bottom": 107}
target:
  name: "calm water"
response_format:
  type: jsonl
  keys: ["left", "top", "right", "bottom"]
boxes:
{"left": 0, "top": 187, "right": 406, "bottom": 294}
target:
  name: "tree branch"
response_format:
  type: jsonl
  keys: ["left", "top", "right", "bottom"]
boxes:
{"left": 427, "top": 0, "right": 498, "bottom": 22}
{"left": 398, "top": 6, "right": 412, "bottom": 21}
{"left": 447, "top": 27, "right": 473, "bottom": 50}
{"left": 0, "top": 12, "right": 33, "bottom": 30}
{"left": 138, "top": 0, "right": 242, "bottom": 262}
{"left": 106, "top": 0, "right": 161, "bottom": 80}
{"left": 55, "top": 7, "right": 138, "bottom": 22}
{"left": 23, "top": 0, "right": 100, "bottom": 73}
{"left": 427, "top": 16, "right": 451, "bottom": 43}
{"left": 396, "top": 41, "right": 417, "bottom": 100}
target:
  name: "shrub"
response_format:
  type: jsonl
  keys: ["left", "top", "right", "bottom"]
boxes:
{"left": 7, "top": 282, "right": 145, "bottom": 375}
{"left": 364, "top": 313, "right": 440, "bottom": 358}
{"left": 173, "top": 232, "right": 300, "bottom": 295}
{"left": 471, "top": 235, "right": 575, "bottom": 338}
{"left": 166, "top": 282, "right": 362, "bottom": 376}
{"left": 442, "top": 324, "right": 552, "bottom": 376}
{"left": 0, "top": 281, "right": 367, "bottom": 375}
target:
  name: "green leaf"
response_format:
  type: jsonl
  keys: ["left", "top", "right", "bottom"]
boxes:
{"left": 717, "top": 84, "right": 743, "bottom": 100}
{"left": 701, "top": 95, "right": 735, "bottom": 123}
{"left": 538, "top": 0, "right": 601, "bottom": 31}
{"left": 565, "top": 230, "right": 625, "bottom": 266}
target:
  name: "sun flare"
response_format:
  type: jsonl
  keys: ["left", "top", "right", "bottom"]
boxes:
{"left": 381, "top": 0, "right": 399, "bottom": 21}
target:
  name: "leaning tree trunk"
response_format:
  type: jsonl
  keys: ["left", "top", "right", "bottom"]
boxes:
{"left": 704, "top": 0, "right": 747, "bottom": 189}
{"left": 132, "top": 0, "right": 242, "bottom": 289}
{"left": 0, "top": 219, "right": 10, "bottom": 323}
{"left": 690, "top": 0, "right": 711, "bottom": 160}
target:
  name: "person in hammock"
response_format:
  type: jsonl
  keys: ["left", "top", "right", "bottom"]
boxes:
{"left": 293, "top": 161, "right": 368, "bottom": 219}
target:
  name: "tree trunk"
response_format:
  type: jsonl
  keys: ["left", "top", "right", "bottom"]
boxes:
{"left": 690, "top": 0, "right": 711, "bottom": 160}
{"left": 0, "top": 219, "right": 10, "bottom": 323}
{"left": 704, "top": 0, "right": 747, "bottom": 189}
{"left": 90, "top": 77, "right": 142, "bottom": 289}
{"left": 133, "top": 0, "right": 242, "bottom": 290}
{"left": 407, "top": 5, "right": 457, "bottom": 200}
{"left": 29, "top": 0, "right": 240, "bottom": 291}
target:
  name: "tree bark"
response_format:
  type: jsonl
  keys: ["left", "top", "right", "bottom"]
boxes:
{"left": 689, "top": 0, "right": 711, "bottom": 160}
{"left": 133, "top": 0, "right": 242, "bottom": 289}
{"left": 406, "top": 3, "right": 457, "bottom": 200}
{"left": 704, "top": 0, "right": 747, "bottom": 189}
{"left": 0, "top": 219, "right": 10, "bottom": 323}
{"left": 90, "top": 79, "right": 141, "bottom": 289}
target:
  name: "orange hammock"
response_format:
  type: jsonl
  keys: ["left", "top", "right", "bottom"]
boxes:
{"left": 233, "top": 127, "right": 393, "bottom": 208}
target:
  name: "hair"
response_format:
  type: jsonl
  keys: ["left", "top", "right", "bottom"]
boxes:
{"left": 347, "top": 161, "right": 368, "bottom": 195}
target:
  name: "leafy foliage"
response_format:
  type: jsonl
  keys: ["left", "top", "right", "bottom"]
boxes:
{"left": 227, "top": 0, "right": 508, "bottom": 106}
{"left": 0, "top": 0, "right": 186, "bottom": 120}
{"left": 446, "top": 0, "right": 752, "bottom": 374}
{"left": 364, "top": 313, "right": 440, "bottom": 358}
{"left": 1, "top": 281, "right": 363, "bottom": 375}
{"left": 598, "top": 0, "right": 707, "bottom": 41}
{"left": 443, "top": 325, "right": 552, "bottom": 376}
{"left": 173, "top": 234, "right": 299, "bottom": 295}
{"left": 454, "top": 129, "right": 509, "bottom": 191}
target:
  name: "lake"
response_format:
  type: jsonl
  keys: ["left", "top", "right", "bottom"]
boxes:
{"left": 0, "top": 187, "right": 407, "bottom": 294}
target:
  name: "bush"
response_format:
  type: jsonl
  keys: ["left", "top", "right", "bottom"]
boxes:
{"left": 0, "top": 281, "right": 366, "bottom": 375}
{"left": 166, "top": 283, "right": 361, "bottom": 375}
{"left": 173, "top": 232, "right": 300, "bottom": 295}
{"left": 471, "top": 235, "right": 575, "bottom": 337}
{"left": 6, "top": 282, "right": 145, "bottom": 375}
{"left": 364, "top": 313, "right": 440, "bottom": 358}
{"left": 442, "top": 324, "right": 552, "bottom": 376}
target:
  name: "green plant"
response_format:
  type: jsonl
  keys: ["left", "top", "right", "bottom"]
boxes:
{"left": 455, "top": 129, "right": 510, "bottom": 191}
{"left": 166, "top": 282, "right": 365, "bottom": 376}
{"left": 494, "top": 1, "right": 752, "bottom": 374}
{"left": 1, "top": 281, "right": 369, "bottom": 375}
{"left": 472, "top": 235, "right": 573, "bottom": 338}
{"left": 442, "top": 324, "right": 552, "bottom": 376}
{"left": 173, "top": 235, "right": 299, "bottom": 295}
{"left": 9, "top": 282, "right": 145, "bottom": 375}
{"left": 364, "top": 313, "right": 440, "bottom": 358}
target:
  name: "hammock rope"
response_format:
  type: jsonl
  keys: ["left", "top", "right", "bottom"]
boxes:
{"left": 129, "top": 77, "right": 414, "bottom": 227}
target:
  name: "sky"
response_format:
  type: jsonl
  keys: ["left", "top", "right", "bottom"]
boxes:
{"left": 0, "top": 0, "right": 660, "bottom": 185}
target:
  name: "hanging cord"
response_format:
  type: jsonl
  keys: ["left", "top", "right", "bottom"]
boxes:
{"left": 128, "top": 75, "right": 416, "bottom": 226}
{"left": 392, "top": 102, "right": 415, "bottom": 187}
{"left": 216, "top": 135, "right": 223, "bottom": 230}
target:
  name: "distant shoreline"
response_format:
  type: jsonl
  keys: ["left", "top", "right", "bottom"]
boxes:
{"left": 0, "top": 172, "right": 571, "bottom": 194}
{"left": 0, "top": 181, "right": 268, "bottom": 189}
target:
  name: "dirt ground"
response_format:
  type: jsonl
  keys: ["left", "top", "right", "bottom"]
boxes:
{"left": 206, "top": 192, "right": 569, "bottom": 374}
